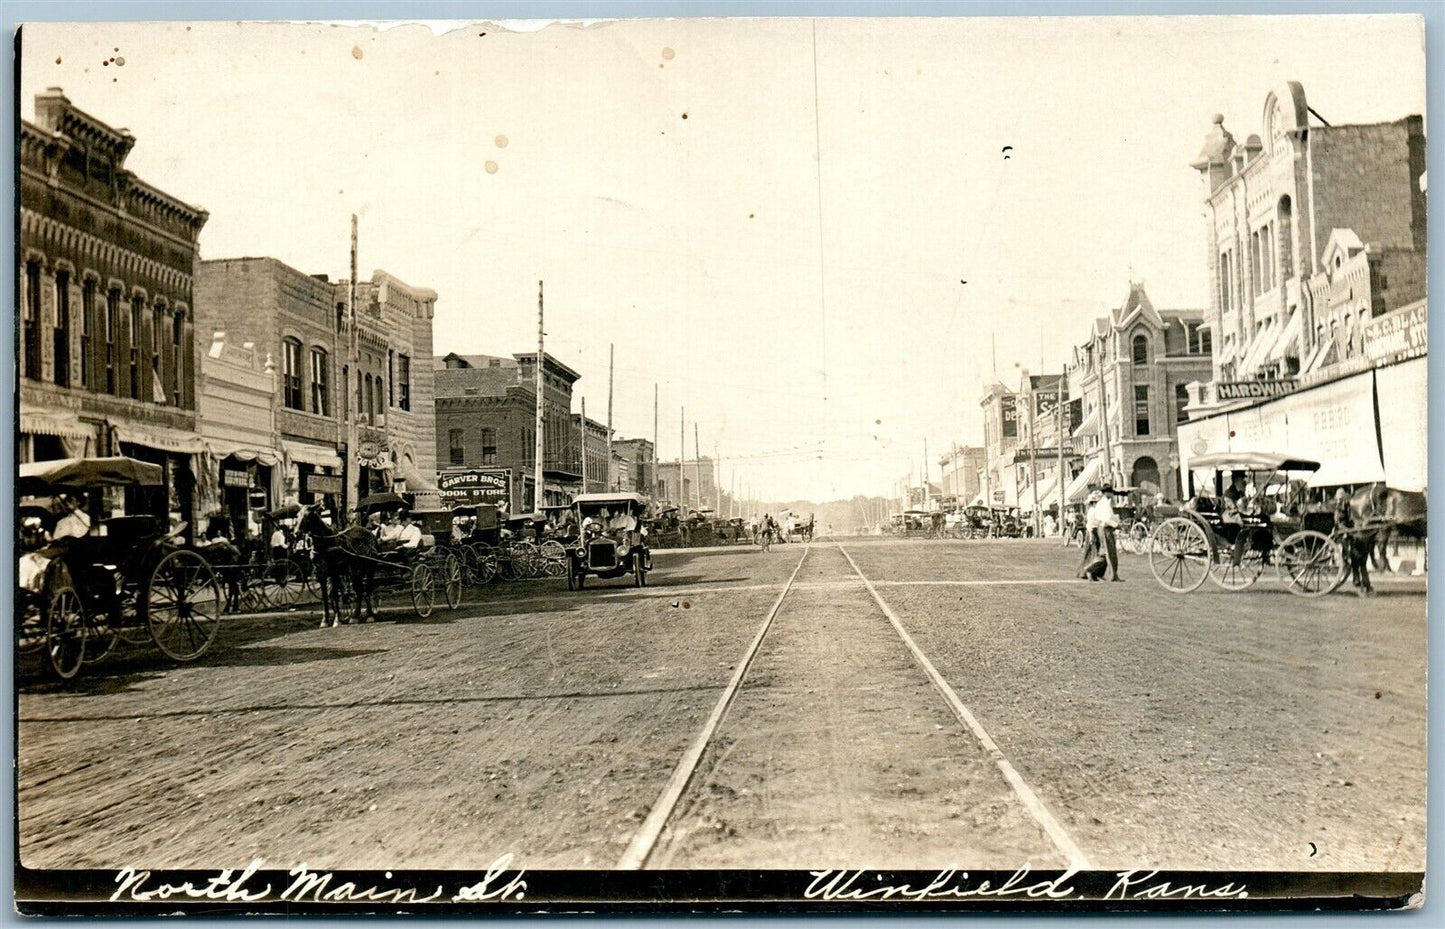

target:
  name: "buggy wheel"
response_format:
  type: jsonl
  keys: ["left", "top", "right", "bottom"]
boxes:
{"left": 261, "top": 558, "right": 306, "bottom": 609}
{"left": 411, "top": 563, "right": 436, "bottom": 618}
{"left": 1127, "top": 521, "right": 1151, "bottom": 555}
{"left": 147, "top": 549, "right": 223, "bottom": 662}
{"left": 443, "top": 554, "right": 463, "bottom": 610}
{"left": 1209, "top": 545, "right": 1266, "bottom": 591}
{"left": 45, "top": 585, "right": 88, "bottom": 680}
{"left": 1148, "top": 517, "right": 1210, "bottom": 593}
{"left": 469, "top": 544, "right": 497, "bottom": 584}
{"left": 1278, "top": 530, "right": 1346, "bottom": 598}
{"left": 540, "top": 540, "right": 567, "bottom": 577}
{"left": 513, "top": 541, "right": 542, "bottom": 579}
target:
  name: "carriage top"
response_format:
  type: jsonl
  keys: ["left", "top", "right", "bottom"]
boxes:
{"left": 573, "top": 492, "right": 652, "bottom": 513}
{"left": 19, "top": 456, "right": 163, "bottom": 493}
{"left": 1186, "top": 452, "right": 1322, "bottom": 475}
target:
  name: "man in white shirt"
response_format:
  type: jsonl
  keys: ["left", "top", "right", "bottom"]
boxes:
{"left": 397, "top": 517, "right": 424, "bottom": 550}
{"left": 1089, "top": 484, "right": 1123, "bottom": 582}
{"left": 53, "top": 494, "right": 91, "bottom": 540}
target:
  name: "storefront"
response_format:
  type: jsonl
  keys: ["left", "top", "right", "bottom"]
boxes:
{"left": 216, "top": 450, "right": 278, "bottom": 541}
{"left": 109, "top": 422, "right": 206, "bottom": 539}
{"left": 1177, "top": 361, "right": 1424, "bottom": 494}
{"left": 282, "top": 439, "right": 345, "bottom": 512}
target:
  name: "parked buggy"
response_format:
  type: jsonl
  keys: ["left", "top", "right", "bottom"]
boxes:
{"left": 1147, "top": 452, "right": 1348, "bottom": 596}
{"left": 566, "top": 492, "right": 652, "bottom": 589}
{"left": 17, "top": 456, "right": 224, "bottom": 680}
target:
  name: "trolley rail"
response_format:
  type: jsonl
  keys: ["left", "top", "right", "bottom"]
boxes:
{"left": 617, "top": 540, "right": 1091, "bottom": 870}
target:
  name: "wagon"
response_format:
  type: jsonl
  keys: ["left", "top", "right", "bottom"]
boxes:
{"left": 17, "top": 456, "right": 223, "bottom": 680}
{"left": 1147, "top": 452, "right": 1346, "bottom": 596}
{"left": 566, "top": 492, "right": 652, "bottom": 589}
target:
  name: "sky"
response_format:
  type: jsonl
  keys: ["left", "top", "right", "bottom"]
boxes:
{"left": 19, "top": 15, "right": 1426, "bottom": 502}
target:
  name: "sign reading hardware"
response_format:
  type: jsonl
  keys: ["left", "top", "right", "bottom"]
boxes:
{"left": 1216, "top": 380, "right": 1298, "bottom": 401}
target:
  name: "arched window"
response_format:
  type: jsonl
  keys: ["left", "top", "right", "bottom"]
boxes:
{"left": 364, "top": 373, "right": 375, "bottom": 422}
{"left": 1132, "top": 333, "right": 1149, "bottom": 366}
{"left": 1277, "top": 196, "right": 1294, "bottom": 279}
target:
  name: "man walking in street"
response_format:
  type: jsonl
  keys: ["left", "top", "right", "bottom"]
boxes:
{"left": 1091, "top": 484, "right": 1123, "bottom": 582}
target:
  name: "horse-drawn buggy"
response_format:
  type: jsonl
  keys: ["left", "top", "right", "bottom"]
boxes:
{"left": 786, "top": 512, "right": 816, "bottom": 543}
{"left": 566, "top": 492, "right": 652, "bottom": 589}
{"left": 18, "top": 456, "right": 224, "bottom": 680}
{"left": 294, "top": 494, "right": 462, "bottom": 624}
{"left": 1145, "top": 451, "right": 1421, "bottom": 597}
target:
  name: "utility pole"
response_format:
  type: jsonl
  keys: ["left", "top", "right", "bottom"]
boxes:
{"left": 694, "top": 422, "right": 702, "bottom": 512}
{"left": 679, "top": 407, "right": 685, "bottom": 511}
{"left": 534, "top": 281, "right": 545, "bottom": 513}
{"left": 652, "top": 384, "right": 658, "bottom": 499}
{"left": 923, "top": 438, "right": 930, "bottom": 509}
{"left": 345, "top": 214, "right": 359, "bottom": 515}
{"left": 1028, "top": 380, "right": 1041, "bottom": 538}
{"left": 580, "top": 396, "right": 588, "bottom": 492}
{"left": 1097, "top": 335, "right": 1113, "bottom": 487}
{"left": 606, "top": 343, "right": 614, "bottom": 491}
{"left": 1057, "top": 368, "right": 1066, "bottom": 544}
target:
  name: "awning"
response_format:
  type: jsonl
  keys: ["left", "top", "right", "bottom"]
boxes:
{"left": 1071, "top": 408, "right": 1098, "bottom": 439}
{"left": 111, "top": 421, "right": 207, "bottom": 455}
{"left": 20, "top": 408, "right": 95, "bottom": 440}
{"left": 1020, "top": 473, "right": 1060, "bottom": 509}
{"left": 400, "top": 457, "right": 439, "bottom": 493}
{"left": 1065, "top": 458, "right": 1102, "bottom": 503}
{"left": 1303, "top": 337, "right": 1338, "bottom": 375}
{"left": 1267, "top": 310, "right": 1303, "bottom": 362}
{"left": 967, "top": 492, "right": 985, "bottom": 507}
{"left": 1375, "top": 357, "right": 1427, "bottom": 492}
{"left": 1238, "top": 321, "right": 1276, "bottom": 375}
{"left": 207, "top": 441, "right": 281, "bottom": 468}
{"left": 281, "top": 439, "right": 343, "bottom": 470}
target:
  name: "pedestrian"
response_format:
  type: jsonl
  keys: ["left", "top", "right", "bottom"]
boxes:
{"left": 1091, "top": 484, "right": 1123, "bottom": 581}
{"left": 1076, "top": 490, "right": 1105, "bottom": 581}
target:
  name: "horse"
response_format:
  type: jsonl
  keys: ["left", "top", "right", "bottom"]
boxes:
{"left": 1336, "top": 484, "right": 1429, "bottom": 594}
{"left": 296, "top": 504, "right": 380, "bottom": 626}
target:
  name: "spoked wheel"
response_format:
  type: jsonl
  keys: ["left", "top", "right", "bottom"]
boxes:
{"left": 540, "top": 540, "right": 567, "bottom": 577}
{"left": 1278, "top": 530, "right": 1346, "bottom": 598}
{"left": 443, "top": 554, "right": 463, "bottom": 610}
{"left": 512, "top": 541, "right": 542, "bottom": 579}
{"left": 261, "top": 558, "right": 306, "bottom": 609}
{"left": 1148, "top": 517, "right": 1211, "bottom": 593}
{"left": 45, "top": 584, "right": 88, "bottom": 680}
{"left": 1128, "top": 522, "right": 1151, "bottom": 556}
{"left": 411, "top": 563, "right": 436, "bottom": 617}
{"left": 147, "top": 549, "right": 223, "bottom": 661}
{"left": 469, "top": 544, "right": 497, "bottom": 585}
{"left": 1209, "top": 545, "right": 1266, "bottom": 591}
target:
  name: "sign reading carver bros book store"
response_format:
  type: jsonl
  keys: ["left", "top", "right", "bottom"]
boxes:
{"left": 439, "top": 469, "right": 512, "bottom": 507}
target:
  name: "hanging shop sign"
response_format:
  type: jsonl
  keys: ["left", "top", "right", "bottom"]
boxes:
{"left": 1362, "top": 302, "right": 1427, "bottom": 364}
{"left": 1000, "top": 396, "right": 1017, "bottom": 437}
{"left": 222, "top": 469, "right": 252, "bottom": 488}
{"left": 304, "top": 473, "right": 343, "bottom": 496}
{"left": 438, "top": 468, "right": 512, "bottom": 507}
{"left": 356, "top": 439, "right": 390, "bottom": 469}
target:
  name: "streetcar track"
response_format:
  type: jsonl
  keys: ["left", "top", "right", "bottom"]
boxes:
{"left": 619, "top": 540, "right": 1093, "bottom": 870}
{"left": 836, "top": 542, "right": 1093, "bottom": 869}
{"left": 616, "top": 541, "right": 814, "bottom": 869}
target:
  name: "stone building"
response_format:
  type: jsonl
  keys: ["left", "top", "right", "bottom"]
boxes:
{"left": 1189, "top": 81, "right": 1424, "bottom": 393}
{"left": 1065, "top": 284, "right": 1212, "bottom": 501}
{"left": 434, "top": 352, "right": 584, "bottom": 511}
{"left": 937, "top": 445, "right": 985, "bottom": 503}
{"left": 1178, "top": 82, "right": 1427, "bottom": 493}
{"left": 977, "top": 381, "right": 1019, "bottom": 506}
{"left": 19, "top": 88, "right": 209, "bottom": 530}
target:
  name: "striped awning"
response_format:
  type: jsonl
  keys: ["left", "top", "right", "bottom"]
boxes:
{"left": 20, "top": 408, "right": 94, "bottom": 440}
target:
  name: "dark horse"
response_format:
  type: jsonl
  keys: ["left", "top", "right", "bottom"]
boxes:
{"left": 297, "top": 504, "right": 380, "bottom": 626}
{"left": 1338, "top": 484, "right": 1428, "bottom": 595}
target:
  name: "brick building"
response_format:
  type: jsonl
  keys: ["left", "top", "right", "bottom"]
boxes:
{"left": 657, "top": 457, "right": 718, "bottom": 512}
{"left": 612, "top": 437, "right": 656, "bottom": 496}
{"left": 194, "top": 258, "right": 439, "bottom": 512}
{"left": 434, "top": 352, "right": 584, "bottom": 511}
{"left": 19, "top": 88, "right": 209, "bottom": 530}
{"left": 1065, "top": 284, "right": 1212, "bottom": 501}
{"left": 571, "top": 412, "right": 610, "bottom": 494}
{"left": 197, "top": 335, "right": 279, "bottom": 540}
{"left": 937, "top": 445, "right": 984, "bottom": 503}
{"left": 977, "top": 381, "right": 1019, "bottom": 506}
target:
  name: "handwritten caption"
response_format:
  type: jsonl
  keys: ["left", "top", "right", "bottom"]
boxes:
{"left": 805, "top": 866, "right": 1248, "bottom": 902}
{"left": 112, "top": 854, "right": 527, "bottom": 904}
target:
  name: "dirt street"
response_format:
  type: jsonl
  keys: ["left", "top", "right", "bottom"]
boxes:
{"left": 18, "top": 538, "right": 1426, "bottom": 874}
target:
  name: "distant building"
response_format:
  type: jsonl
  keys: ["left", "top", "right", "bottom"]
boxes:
{"left": 572, "top": 412, "right": 610, "bottom": 494}
{"left": 938, "top": 445, "right": 985, "bottom": 504}
{"left": 19, "top": 88, "right": 209, "bottom": 529}
{"left": 977, "top": 381, "right": 1019, "bottom": 506}
{"left": 434, "top": 352, "right": 584, "bottom": 510}
{"left": 1065, "top": 284, "right": 1212, "bottom": 500}
{"left": 612, "top": 437, "right": 656, "bottom": 496}
{"left": 657, "top": 457, "right": 718, "bottom": 513}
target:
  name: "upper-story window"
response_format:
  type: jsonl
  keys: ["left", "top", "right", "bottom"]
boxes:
{"left": 53, "top": 271, "right": 71, "bottom": 388}
{"left": 23, "top": 261, "right": 42, "bottom": 381}
{"left": 129, "top": 296, "right": 143, "bottom": 400}
{"left": 448, "top": 428, "right": 465, "bottom": 465}
{"left": 1134, "top": 385, "right": 1151, "bottom": 436}
{"left": 388, "top": 350, "right": 396, "bottom": 407}
{"left": 1132, "top": 333, "right": 1149, "bottom": 366}
{"left": 171, "top": 311, "right": 184, "bottom": 407}
{"left": 105, "top": 289, "right": 120, "bottom": 395}
{"left": 310, "top": 348, "right": 330, "bottom": 416}
{"left": 282, "top": 338, "right": 304, "bottom": 410}
{"left": 1175, "top": 383, "right": 1190, "bottom": 424}
{"left": 151, "top": 305, "right": 165, "bottom": 403}
{"left": 398, "top": 354, "right": 412, "bottom": 411}
{"left": 80, "top": 278, "right": 94, "bottom": 389}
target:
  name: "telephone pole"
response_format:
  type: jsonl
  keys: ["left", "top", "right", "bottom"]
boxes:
{"left": 1057, "top": 369, "right": 1066, "bottom": 543}
{"left": 606, "top": 343, "right": 614, "bottom": 491}
{"left": 679, "top": 407, "right": 685, "bottom": 511}
{"left": 580, "top": 396, "right": 588, "bottom": 491}
{"left": 534, "top": 281, "right": 545, "bottom": 512}
{"left": 345, "top": 214, "right": 359, "bottom": 514}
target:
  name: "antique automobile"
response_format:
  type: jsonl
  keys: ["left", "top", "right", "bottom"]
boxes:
{"left": 567, "top": 492, "right": 652, "bottom": 589}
